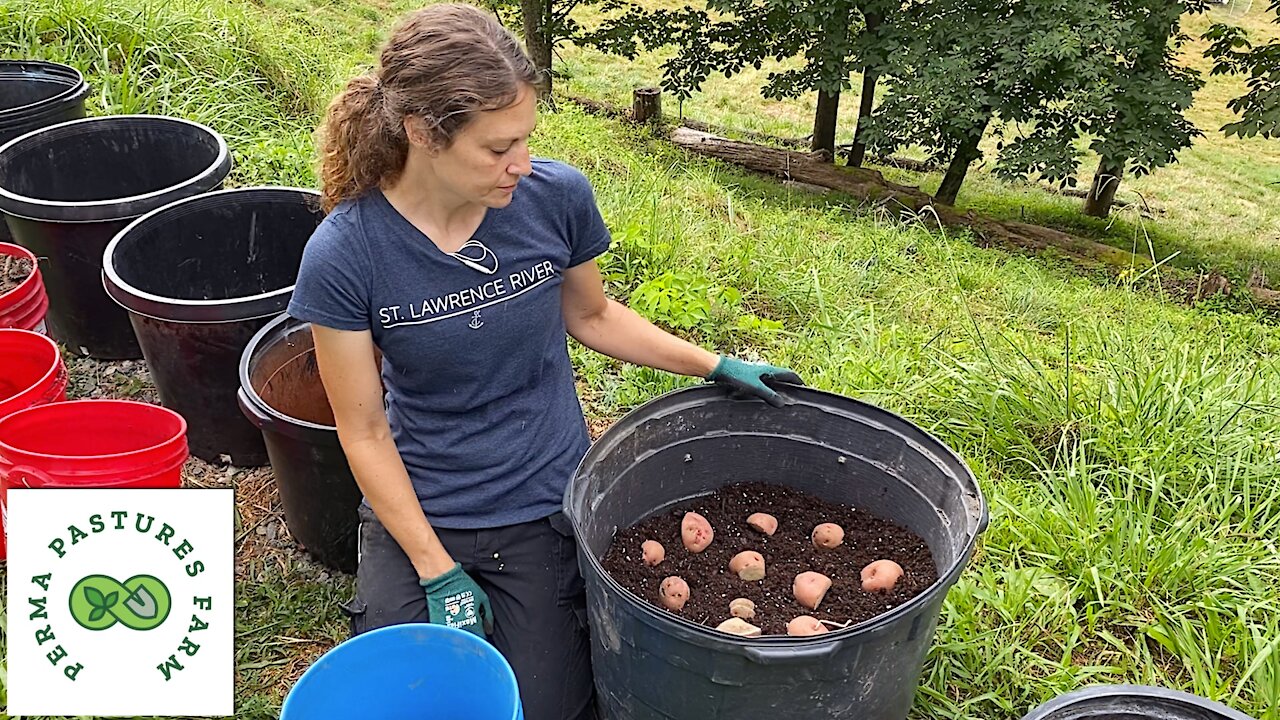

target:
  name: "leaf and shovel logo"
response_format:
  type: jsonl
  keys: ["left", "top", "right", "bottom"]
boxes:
{"left": 6, "top": 488, "right": 233, "bottom": 717}
{"left": 70, "top": 574, "right": 171, "bottom": 631}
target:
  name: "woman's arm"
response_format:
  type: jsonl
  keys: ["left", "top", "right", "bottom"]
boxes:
{"left": 310, "top": 325, "right": 456, "bottom": 580}
{"left": 561, "top": 260, "right": 720, "bottom": 377}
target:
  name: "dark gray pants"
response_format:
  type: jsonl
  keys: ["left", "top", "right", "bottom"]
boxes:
{"left": 343, "top": 504, "right": 596, "bottom": 720}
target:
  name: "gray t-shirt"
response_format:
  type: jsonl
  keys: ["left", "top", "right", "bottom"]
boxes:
{"left": 287, "top": 159, "right": 611, "bottom": 528}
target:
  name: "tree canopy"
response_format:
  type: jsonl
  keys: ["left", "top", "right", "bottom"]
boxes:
{"left": 1205, "top": 0, "right": 1280, "bottom": 139}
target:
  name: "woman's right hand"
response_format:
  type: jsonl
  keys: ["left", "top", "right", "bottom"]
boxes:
{"left": 310, "top": 325, "right": 479, "bottom": 630}
{"left": 419, "top": 563, "right": 492, "bottom": 637}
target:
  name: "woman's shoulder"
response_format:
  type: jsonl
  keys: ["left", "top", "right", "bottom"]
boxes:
{"left": 529, "top": 158, "right": 593, "bottom": 192}
{"left": 313, "top": 194, "right": 379, "bottom": 242}
{"left": 320, "top": 196, "right": 366, "bottom": 229}
{"left": 301, "top": 197, "right": 373, "bottom": 263}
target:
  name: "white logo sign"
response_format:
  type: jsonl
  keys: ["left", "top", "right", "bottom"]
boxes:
{"left": 6, "top": 488, "right": 234, "bottom": 716}
{"left": 446, "top": 239, "right": 499, "bottom": 275}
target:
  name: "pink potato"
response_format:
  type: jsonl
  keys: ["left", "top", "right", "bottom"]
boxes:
{"left": 681, "top": 512, "right": 714, "bottom": 552}
{"left": 860, "top": 559, "right": 904, "bottom": 593}
{"left": 728, "top": 551, "right": 766, "bottom": 581}
{"left": 811, "top": 523, "right": 845, "bottom": 549}
{"left": 660, "top": 576, "right": 690, "bottom": 611}
{"left": 746, "top": 512, "right": 778, "bottom": 536}
{"left": 786, "top": 615, "right": 829, "bottom": 637}
{"left": 792, "top": 571, "right": 833, "bottom": 610}
{"left": 641, "top": 540, "right": 666, "bottom": 567}
{"left": 729, "top": 598, "right": 756, "bottom": 620}
{"left": 716, "top": 618, "right": 762, "bottom": 637}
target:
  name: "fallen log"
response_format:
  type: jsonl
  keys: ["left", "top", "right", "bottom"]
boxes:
{"left": 560, "top": 94, "right": 1271, "bottom": 308}
{"left": 668, "top": 128, "right": 1277, "bottom": 308}
{"left": 567, "top": 95, "right": 942, "bottom": 171}
{"left": 568, "top": 95, "right": 628, "bottom": 120}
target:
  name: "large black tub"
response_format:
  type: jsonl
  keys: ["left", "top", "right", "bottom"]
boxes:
{"left": 103, "top": 187, "right": 322, "bottom": 466}
{"left": 565, "top": 385, "right": 988, "bottom": 720}
{"left": 0, "top": 115, "right": 230, "bottom": 358}
{"left": 238, "top": 314, "right": 365, "bottom": 573}
{"left": 0, "top": 60, "right": 89, "bottom": 243}
{"left": 1022, "top": 685, "right": 1258, "bottom": 720}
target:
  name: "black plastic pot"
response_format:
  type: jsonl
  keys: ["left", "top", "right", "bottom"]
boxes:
{"left": 103, "top": 187, "right": 322, "bottom": 466}
{"left": 238, "top": 314, "right": 365, "bottom": 573}
{"left": 0, "top": 115, "right": 231, "bottom": 358}
{"left": 1022, "top": 685, "right": 1258, "bottom": 720}
{"left": 0, "top": 60, "right": 90, "bottom": 243}
{"left": 565, "top": 385, "right": 988, "bottom": 720}
{"left": 0, "top": 61, "right": 89, "bottom": 144}
{"left": 0, "top": 60, "right": 89, "bottom": 244}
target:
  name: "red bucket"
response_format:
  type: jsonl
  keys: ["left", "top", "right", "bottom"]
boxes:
{"left": 0, "top": 328, "right": 67, "bottom": 420}
{"left": 0, "top": 399, "right": 188, "bottom": 560}
{"left": 0, "top": 242, "right": 49, "bottom": 333}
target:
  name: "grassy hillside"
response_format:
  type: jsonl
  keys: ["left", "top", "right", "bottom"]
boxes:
{"left": 1, "top": 1, "right": 1278, "bottom": 718}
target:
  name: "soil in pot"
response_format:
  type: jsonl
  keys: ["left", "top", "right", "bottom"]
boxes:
{"left": 602, "top": 481, "right": 937, "bottom": 635}
{"left": 1, "top": 254, "right": 33, "bottom": 295}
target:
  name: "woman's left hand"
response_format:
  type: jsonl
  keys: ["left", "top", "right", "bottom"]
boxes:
{"left": 706, "top": 356, "right": 804, "bottom": 407}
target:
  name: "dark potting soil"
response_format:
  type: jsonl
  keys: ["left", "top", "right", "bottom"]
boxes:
{"left": 0, "top": 254, "right": 33, "bottom": 295}
{"left": 602, "top": 482, "right": 937, "bottom": 636}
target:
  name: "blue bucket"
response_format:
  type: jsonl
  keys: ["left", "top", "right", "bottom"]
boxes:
{"left": 281, "top": 624, "right": 524, "bottom": 719}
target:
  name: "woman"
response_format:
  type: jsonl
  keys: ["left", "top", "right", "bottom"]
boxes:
{"left": 288, "top": 4, "right": 800, "bottom": 719}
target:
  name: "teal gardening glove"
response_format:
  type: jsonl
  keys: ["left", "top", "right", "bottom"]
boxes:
{"left": 706, "top": 356, "right": 803, "bottom": 408}
{"left": 420, "top": 563, "right": 493, "bottom": 637}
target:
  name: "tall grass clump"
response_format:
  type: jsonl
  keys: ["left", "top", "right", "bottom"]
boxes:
{"left": 913, "top": 324, "right": 1280, "bottom": 718}
{"left": 0, "top": 0, "right": 355, "bottom": 186}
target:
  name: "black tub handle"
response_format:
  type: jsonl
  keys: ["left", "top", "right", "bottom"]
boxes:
{"left": 238, "top": 387, "right": 275, "bottom": 431}
{"left": 741, "top": 641, "right": 841, "bottom": 665}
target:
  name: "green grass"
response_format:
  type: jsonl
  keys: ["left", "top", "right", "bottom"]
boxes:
{"left": 230, "top": 564, "right": 353, "bottom": 720}
{"left": 560, "top": 2, "right": 1280, "bottom": 283}
{"left": 3, "top": 1, "right": 1280, "bottom": 719}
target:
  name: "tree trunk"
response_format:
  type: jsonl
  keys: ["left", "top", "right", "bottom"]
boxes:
{"left": 846, "top": 13, "right": 881, "bottom": 168}
{"left": 935, "top": 123, "right": 987, "bottom": 206}
{"left": 632, "top": 87, "right": 662, "bottom": 123}
{"left": 520, "top": 0, "right": 553, "bottom": 95}
{"left": 1084, "top": 158, "right": 1125, "bottom": 218}
{"left": 847, "top": 70, "right": 878, "bottom": 168}
{"left": 812, "top": 89, "right": 840, "bottom": 160}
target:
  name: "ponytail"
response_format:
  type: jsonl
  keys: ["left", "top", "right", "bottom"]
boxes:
{"left": 316, "top": 74, "right": 408, "bottom": 214}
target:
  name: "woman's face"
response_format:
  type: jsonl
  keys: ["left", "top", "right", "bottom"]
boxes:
{"left": 428, "top": 84, "right": 537, "bottom": 209}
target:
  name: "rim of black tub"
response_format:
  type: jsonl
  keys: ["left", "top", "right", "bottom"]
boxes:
{"left": 565, "top": 382, "right": 990, "bottom": 648}
{"left": 102, "top": 186, "right": 322, "bottom": 323}
{"left": 0, "top": 60, "right": 90, "bottom": 127}
{"left": 239, "top": 312, "right": 338, "bottom": 434}
{"left": 1021, "top": 684, "right": 1258, "bottom": 720}
{"left": 0, "top": 114, "right": 231, "bottom": 223}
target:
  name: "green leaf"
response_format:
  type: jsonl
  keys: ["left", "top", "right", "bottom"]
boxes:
{"left": 89, "top": 606, "right": 107, "bottom": 623}
{"left": 104, "top": 592, "right": 118, "bottom": 607}
{"left": 84, "top": 585, "right": 107, "bottom": 608}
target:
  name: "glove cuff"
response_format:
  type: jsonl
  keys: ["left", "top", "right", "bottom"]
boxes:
{"left": 419, "top": 562, "right": 462, "bottom": 590}
{"left": 706, "top": 354, "right": 731, "bottom": 381}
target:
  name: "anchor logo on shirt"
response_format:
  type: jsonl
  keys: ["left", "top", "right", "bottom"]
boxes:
{"left": 468, "top": 311, "right": 484, "bottom": 329}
